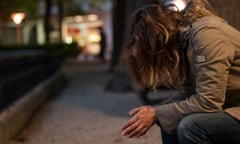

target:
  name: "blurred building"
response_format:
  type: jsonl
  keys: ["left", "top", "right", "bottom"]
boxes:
{"left": 62, "top": 14, "right": 104, "bottom": 56}
{"left": 0, "top": 0, "right": 112, "bottom": 60}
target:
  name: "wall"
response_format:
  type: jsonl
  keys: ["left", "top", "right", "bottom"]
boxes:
{"left": 209, "top": 0, "right": 240, "bottom": 30}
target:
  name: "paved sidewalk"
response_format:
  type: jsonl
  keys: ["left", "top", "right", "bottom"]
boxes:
{"left": 9, "top": 60, "right": 164, "bottom": 144}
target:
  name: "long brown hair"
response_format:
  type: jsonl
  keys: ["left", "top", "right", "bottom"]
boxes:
{"left": 121, "top": 1, "right": 216, "bottom": 90}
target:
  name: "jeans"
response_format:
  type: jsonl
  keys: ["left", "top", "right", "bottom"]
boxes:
{"left": 160, "top": 112, "right": 240, "bottom": 144}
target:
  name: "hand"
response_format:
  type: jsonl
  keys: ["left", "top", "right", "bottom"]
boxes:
{"left": 121, "top": 106, "right": 157, "bottom": 138}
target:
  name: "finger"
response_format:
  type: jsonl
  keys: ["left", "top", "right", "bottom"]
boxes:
{"left": 122, "top": 121, "right": 139, "bottom": 137}
{"left": 121, "top": 116, "right": 138, "bottom": 130}
{"left": 136, "top": 127, "right": 148, "bottom": 138}
{"left": 127, "top": 124, "right": 144, "bottom": 138}
{"left": 129, "top": 107, "right": 141, "bottom": 116}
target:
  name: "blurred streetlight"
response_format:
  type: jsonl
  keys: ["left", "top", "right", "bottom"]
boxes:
{"left": 11, "top": 12, "right": 26, "bottom": 44}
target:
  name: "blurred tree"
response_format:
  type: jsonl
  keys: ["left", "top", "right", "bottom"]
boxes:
{"left": 44, "top": 0, "right": 52, "bottom": 44}
{"left": 109, "top": 0, "right": 126, "bottom": 72}
{"left": 64, "top": 0, "right": 109, "bottom": 16}
{"left": 58, "top": 0, "right": 63, "bottom": 42}
{"left": 87, "top": 0, "right": 109, "bottom": 10}
{"left": 110, "top": 0, "right": 156, "bottom": 72}
{"left": 106, "top": 0, "right": 152, "bottom": 92}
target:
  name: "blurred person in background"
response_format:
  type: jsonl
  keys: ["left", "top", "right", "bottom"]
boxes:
{"left": 98, "top": 26, "right": 106, "bottom": 62}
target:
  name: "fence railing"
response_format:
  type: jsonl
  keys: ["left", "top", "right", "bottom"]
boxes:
{"left": 0, "top": 50, "right": 63, "bottom": 111}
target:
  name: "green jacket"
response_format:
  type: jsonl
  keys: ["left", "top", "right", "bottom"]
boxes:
{"left": 155, "top": 16, "right": 240, "bottom": 134}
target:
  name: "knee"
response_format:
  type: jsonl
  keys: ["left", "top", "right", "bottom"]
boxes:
{"left": 177, "top": 114, "right": 204, "bottom": 143}
{"left": 177, "top": 115, "right": 195, "bottom": 138}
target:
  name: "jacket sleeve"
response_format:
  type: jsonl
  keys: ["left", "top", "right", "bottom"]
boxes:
{"left": 160, "top": 74, "right": 195, "bottom": 104}
{"left": 154, "top": 26, "right": 235, "bottom": 134}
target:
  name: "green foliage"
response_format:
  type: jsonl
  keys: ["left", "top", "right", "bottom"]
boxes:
{"left": 0, "top": 42, "right": 81, "bottom": 57}
{"left": 87, "top": 0, "right": 109, "bottom": 10}
{"left": 65, "top": 0, "right": 110, "bottom": 16}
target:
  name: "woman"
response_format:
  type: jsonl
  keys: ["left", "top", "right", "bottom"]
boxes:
{"left": 120, "top": 0, "right": 240, "bottom": 143}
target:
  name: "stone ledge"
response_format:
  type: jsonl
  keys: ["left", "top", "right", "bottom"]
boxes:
{"left": 0, "top": 71, "right": 67, "bottom": 144}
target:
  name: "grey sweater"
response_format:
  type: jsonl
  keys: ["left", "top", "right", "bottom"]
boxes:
{"left": 155, "top": 16, "right": 240, "bottom": 134}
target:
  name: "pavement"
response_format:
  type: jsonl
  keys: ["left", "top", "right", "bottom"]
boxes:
{"left": 8, "top": 59, "right": 166, "bottom": 144}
